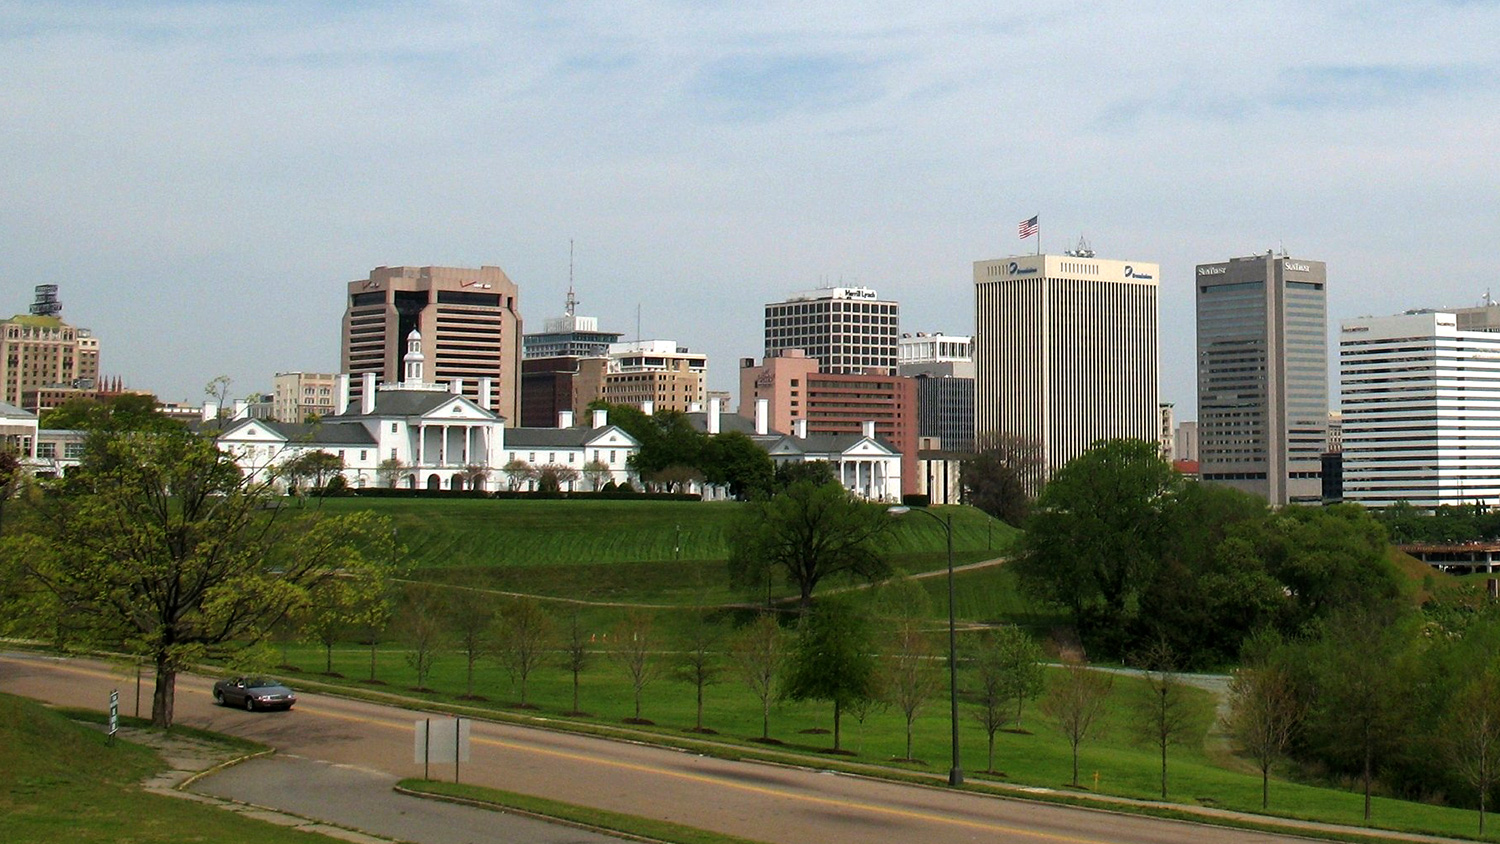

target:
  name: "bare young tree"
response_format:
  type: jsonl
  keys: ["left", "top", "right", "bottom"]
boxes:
{"left": 674, "top": 606, "right": 723, "bottom": 732}
{"left": 448, "top": 586, "right": 496, "bottom": 699}
{"left": 582, "top": 459, "right": 612, "bottom": 492}
{"left": 535, "top": 464, "right": 581, "bottom": 493}
{"left": 377, "top": 457, "right": 406, "bottom": 489}
{"left": 1448, "top": 665, "right": 1500, "bottom": 835}
{"left": 462, "top": 463, "right": 490, "bottom": 493}
{"left": 730, "top": 613, "right": 786, "bottom": 742}
{"left": 611, "top": 610, "right": 663, "bottom": 723}
{"left": 503, "top": 458, "right": 536, "bottom": 491}
{"left": 1131, "top": 641, "right": 1198, "bottom": 799}
{"left": 1041, "top": 658, "right": 1114, "bottom": 788}
{"left": 883, "top": 619, "right": 941, "bottom": 762}
{"left": 400, "top": 589, "right": 446, "bottom": 692}
{"left": 969, "top": 626, "right": 1045, "bottom": 773}
{"left": 1224, "top": 662, "right": 1305, "bottom": 810}
{"left": 562, "top": 606, "right": 592, "bottom": 715}
{"left": 495, "top": 596, "right": 553, "bottom": 707}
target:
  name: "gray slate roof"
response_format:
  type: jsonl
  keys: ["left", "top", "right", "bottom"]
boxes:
{"left": 770, "top": 433, "right": 899, "bottom": 456}
{"left": 0, "top": 401, "right": 36, "bottom": 420}
{"left": 338, "top": 389, "right": 500, "bottom": 421}
{"left": 504, "top": 425, "right": 638, "bottom": 448}
{"left": 683, "top": 411, "right": 782, "bottom": 438}
{"left": 265, "top": 421, "right": 378, "bottom": 446}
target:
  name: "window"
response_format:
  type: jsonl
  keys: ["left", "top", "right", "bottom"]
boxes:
{"left": 390, "top": 423, "right": 398, "bottom": 432}
{"left": 36, "top": 442, "right": 55, "bottom": 459}
{"left": 610, "top": 450, "right": 617, "bottom": 464}
{"left": 360, "top": 450, "right": 367, "bottom": 461}
{"left": 338, "top": 450, "right": 345, "bottom": 459}
{"left": 64, "top": 442, "right": 85, "bottom": 459}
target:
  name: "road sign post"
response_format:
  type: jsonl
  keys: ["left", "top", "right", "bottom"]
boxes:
{"left": 108, "top": 690, "right": 119, "bottom": 743}
{"left": 415, "top": 717, "right": 469, "bottom": 783}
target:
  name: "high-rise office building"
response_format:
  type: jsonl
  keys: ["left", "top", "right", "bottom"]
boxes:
{"left": 973, "top": 253, "right": 1159, "bottom": 482}
{"left": 519, "top": 290, "right": 624, "bottom": 427}
{"left": 1, "top": 285, "right": 100, "bottom": 411}
{"left": 1341, "top": 307, "right": 1500, "bottom": 507}
{"left": 1196, "top": 252, "right": 1327, "bottom": 505}
{"left": 764, "top": 286, "right": 898, "bottom": 374}
{"left": 273, "top": 371, "right": 340, "bottom": 422}
{"left": 341, "top": 266, "right": 523, "bottom": 422}
{"left": 899, "top": 332, "right": 975, "bottom": 453}
{"left": 576, "top": 340, "right": 708, "bottom": 414}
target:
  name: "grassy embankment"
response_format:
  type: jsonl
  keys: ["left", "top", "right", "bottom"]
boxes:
{"left": 260, "top": 497, "right": 1500, "bottom": 841}
{"left": 0, "top": 693, "right": 340, "bottom": 844}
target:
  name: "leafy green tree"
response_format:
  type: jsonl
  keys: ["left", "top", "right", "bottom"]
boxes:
{"left": 496, "top": 596, "right": 553, "bottom": 707}
{"left": 535, "top": 464, "right": 580, "bottom": 493}
{"left": 874, "top": 576, "right": 941, "bottom": 760}
{"left": 581, "top": 460, "right": 611, "bottom": 492}
{"left": 279, "top": 450, "right": 345, "bottom": 498}
{"left": 702, "top": 431, "right": 774, "bottom": 500}
{"left": 727, "top": 481, "right": 892, "bottom": 610}
{"left": 783, "top": 598, "right": 878, "bottom": 753}
{"left": 773, "top": 460, "right": 837, "bottom": 490}
{"left": 39, "top": 393, "right": 179, "bottom": 433}
{"left": 377, "top": 457, "right": 406, "bottom": 489}
{"left": 1014, "top": 439, "right": 1179, "bottom": 644}
{"left": 977, "top": 624, "right": 1047, "bottom": 733}
{"left": 730, "top": 613, "right": 787, "bottom": 742}
{"left": 1041, "top": 658, "right": 1114, "bottom": 788}
{"left": 0, "top": 449, "right": 22, "bottom": 535}
{"left": 502, "top": 458, "right": 535, "bottom": 491}
{"left": 19, "top": 427, "right": 397, "bottom": 727}
{"left": 961, "top": 432, "right": 1043, "bottom": 526}
{"left": 1246, "top": 505, "right": 1406, "bottom": 634}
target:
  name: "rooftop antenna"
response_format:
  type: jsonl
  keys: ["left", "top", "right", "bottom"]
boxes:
{"left": 636, "top": 303, "right": 642, "bottom": 344}
{"left": 564, "top": 239, "right": 578, "bottom": 318}
{"left": 1064, "top": 235, "right": 1094, "bottom": 258}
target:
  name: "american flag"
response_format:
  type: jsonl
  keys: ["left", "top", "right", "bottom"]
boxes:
{"left": 1018, "top": 216, "right": 1039, "bottom": 239}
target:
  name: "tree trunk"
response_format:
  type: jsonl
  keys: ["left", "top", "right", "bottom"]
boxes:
{"left": 151, "top": 659, "right": 176, "bottom": 728}
{"left": 572, "top": 670, "right": 580, "bottom": 713}
{"left": 1261, "top": 761, "right": 1270, "bottom": 810}
{"left": 1071, "top": 741, "right": 1080, "bottom": 787}
{"left": 833, "top": 699, "right": 842, "bottom": 751}
{"left": 466, "top": 656, "right": 475, "bottom": 697}
{"left": 1160, "top": 740, "right": 1168, "bottom": 799}
{"left": 762, "top": 697, "right": 770, "bottom": 740}
{"left": 696, "top": 682, "right": 704, "bottom": 730}
{"left": 1363, "top": 740, "right": 1373, "bottom": 821}
{"left": 324, "top": 642, "right": 333, "bottom": 674}
{"left": 906, "top": 717, "right": 914, "bottom": 761}
{"left": 369, "top": 638, "right": 378, "bottom": 682}
{"left": 987, "top": 732, "right": 995, "bottom": 773}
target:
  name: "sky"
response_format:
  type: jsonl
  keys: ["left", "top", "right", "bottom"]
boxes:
{"left": 2, "top": 1, "right": 1498, "bottom": 416}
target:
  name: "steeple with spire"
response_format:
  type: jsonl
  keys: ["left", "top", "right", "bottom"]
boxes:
{"left": 402, "top": 330, "right": 425, "bottom": 385}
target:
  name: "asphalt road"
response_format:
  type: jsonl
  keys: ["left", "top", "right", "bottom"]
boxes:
{"left": 0, "top": 653, "right": 1364, "bottom": 844}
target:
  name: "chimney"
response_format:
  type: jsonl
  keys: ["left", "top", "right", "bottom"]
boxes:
{"left": 361, "top": 372, "right": 376, "bottom": 415}
{"left": 201, "top": 401, "right": 217, "bottom": 422}
{"left": 688, "top": 401, "right": 702, "bottom": 413}
{"left": 450, "top": 377, "right": 464, "bottom": 396}
{"left": 862, "top": 420, "right": 876, "bottom": 439}
{"left": 336, "top": 374, "right": 350, "bottom": 415}
{"left": 794, "top": 418, "right": 808, "bottom": 439}
{"left": 642, "top": 400, "right": 654, "bottom": 416}
{"left": 755, "top": 398, "right": 769, "bottom": 436}
{"left": 232, "top": 399, "right": 248, "bottom": 421}
{"left": 707, "top": 397, "right": 721, "bottom": 435}
{"left": 592, "top": 408, "right": 608, "bottom": 429}
{"left": 478, "top": 377, "right": 492, "bottom": 411}
{"left": 559, "top": 410, "right": 574, "bottom": 429}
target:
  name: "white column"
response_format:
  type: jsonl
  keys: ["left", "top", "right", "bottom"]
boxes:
{"left": 463, "top": 425, "right": 472, "bottom": 465}
{"left": 440, "top": 425, "right": 449, "bottom": 466}
{"left": 417, "top": 424, "right": 425, "bottom": 466}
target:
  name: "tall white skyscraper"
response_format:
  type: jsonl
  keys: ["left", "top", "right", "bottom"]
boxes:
{"left": 973, "top": 253, "right": 1159, "bottom": 481}
{"left": 1342, "top": 307, "right": 1500, "bottom": 507}
{"left": 1196, "top": 253, "right": 1327, "bottom": 505}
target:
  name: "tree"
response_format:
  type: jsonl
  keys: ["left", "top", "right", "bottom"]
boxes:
{"left": 377, "top": 457, "right": 406, "bottom": 489}
{"left": 1041, "top": 659, "right": 1114, "bottom": 788}
{"left": 728, "top": 481, "right": 892, "bottom": 610}
{"left": 20, "top": 427, "right": 397, "bottom": 727}
{"left": 1013, "top": 439, "right": 1179, "bottom": 648}
{"left": 773, "top": 460, "right": 837, "bottom": 490}
{"left": 401, "top": 587, "right": 445, "bottom": 691}
{"left": 204, "top": 375, "right": 234, "bottom": 424}
{"left": 562, "top": 606, "right": 592, "bottom": 714}
{"left": 581, "top": 459, "right": 612, "bottom": 492}
{"left": 702, "top": 431, "right": 774, "bottom": 500}
{"left": 969, "top": 626, "right": 1046, "bottom": 773}
{"left": 647, "top": 464, "right": 702, "bottom": 494}
{"left": 611, "top": 610, "right": 662, "bottom": 722}
{"left": 461, "top": 463, "right": 490, "bottom": 492}
{"left": 449, "top": 586, "right": 496, "bottom": 698}
{"left": 0, "top": 449, "right": 21, "bottom": 536}
{"left": 730, "top": 613, "right": 786, "bottom": 742}
{"left": 38, "top": 393, "right": 179, "bottom": 434}
{"left": 962, "top": 432, "right": 1044, "bottom": 526}
{"left": 280, "top": 450, "right": 345, "bottom": 498}
{"left": 1224, "top": 640, "right": 1305, "bottom": 810}
{"left": 1447, "top": 661, "right": 1500, "bottom": 835}
{"left": 495, "top": 597, "right": 553, "bottom": 707}
{"left": 536, "top": 463, "right": 581, "bottom": 493}
{"left": 783, "top": 598, "right": 878, "bottom": 753}
{"left": 503, "top": 458, "right": 535, "bottom": 491}
{"left": 1130, "top": 641, "right": 1198, "bottom": 799}
{"left": 674, "top": 606, "right": 723, "bottom": 732}
{"left": 875, "top": 577, "right": 940, "bottom": 762}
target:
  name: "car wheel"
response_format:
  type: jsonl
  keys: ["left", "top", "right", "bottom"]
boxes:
{"left": 245, "top": 696, "right": 255, "bottom": 712}
{"left": 213, "top": 689, "right": 223, "bottom": 704}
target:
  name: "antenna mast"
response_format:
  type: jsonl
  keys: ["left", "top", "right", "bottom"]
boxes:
{"left": 564, "top": 239, "right": 578, "bottom": 318}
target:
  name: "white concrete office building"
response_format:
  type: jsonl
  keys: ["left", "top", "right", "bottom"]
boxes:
{"left": 1341, "top": 307, "right": 1500, "bottom": 507}
{"left": 1196, "top": 253, "right": 1327, "bottom": 505}
{"left": 974, "top": 254, "right": 1159, "bottom": 483}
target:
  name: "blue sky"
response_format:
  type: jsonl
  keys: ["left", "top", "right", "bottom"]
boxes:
{"left": 2, "top": 1, "right": 1498, "bottom": 415}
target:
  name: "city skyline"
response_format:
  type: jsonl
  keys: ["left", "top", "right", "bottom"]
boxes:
{"left": 2, "top": 3, "right": 1497, "bottom": 411}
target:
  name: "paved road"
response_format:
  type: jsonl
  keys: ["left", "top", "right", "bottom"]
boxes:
{"left": 0, "top": 652, "right": 1433, "bottom": 844}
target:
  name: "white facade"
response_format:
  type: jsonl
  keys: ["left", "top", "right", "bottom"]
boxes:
{"left": 765, "top": 431, "right": 904, "bottom": 502}
{"left": 974, "top": 254, "right": 1159, "bottom": 483}
{"left": 1341, "top": 309, "right": 1500, "bottom": 507}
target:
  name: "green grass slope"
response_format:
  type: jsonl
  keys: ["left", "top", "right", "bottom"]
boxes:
{"left": 0, "top": 693, "right": 336, "bottom": 843}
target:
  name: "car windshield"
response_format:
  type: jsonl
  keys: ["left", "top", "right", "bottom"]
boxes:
{"left": 245, "top": 677, "right": 283, "bottom": 689}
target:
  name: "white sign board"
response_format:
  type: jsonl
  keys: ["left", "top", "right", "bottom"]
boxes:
{"left": 414, "top": 718, "right": 470, "bottom": 764}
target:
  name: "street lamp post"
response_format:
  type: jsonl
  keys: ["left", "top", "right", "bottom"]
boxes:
{"left": 887, "top": 504, "right": 963, "bottom": 787}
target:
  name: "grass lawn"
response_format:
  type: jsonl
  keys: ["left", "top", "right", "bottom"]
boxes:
{"left": 0, "top": 693, "right": 340, "bottom": 844}
{"left": 310, "top": 497, "right": 1017, "bottom": 573}
{"left": 274, "top": 643, "right": 1496, "bottom": 841}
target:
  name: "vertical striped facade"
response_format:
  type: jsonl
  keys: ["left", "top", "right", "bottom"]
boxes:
{"left": 1195, "top": 255, "right": 1326, "bottom": 505}
{"left": 1341, "top": 309, "right": 1500, "bottom": 507}
{"left": 973, "top": 255, "right": 1159, "bottom": 482}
